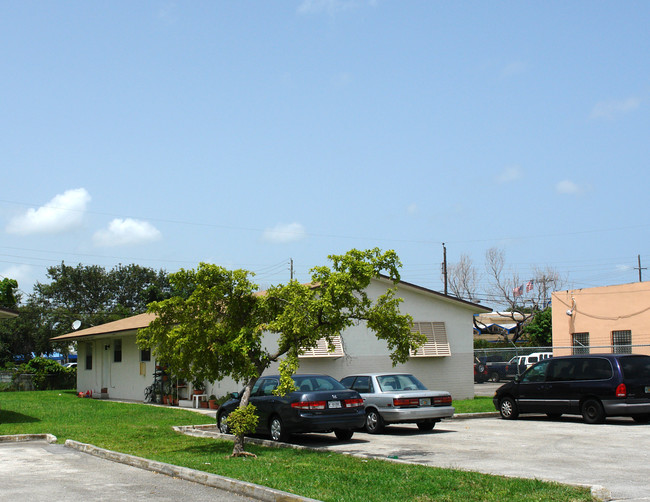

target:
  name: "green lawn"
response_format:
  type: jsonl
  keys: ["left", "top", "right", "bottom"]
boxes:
{"left": 0, "top": 391, "right": 593, "bottom": 502}
{"left": 453, "top": 396, "right": 496, "bottom": 414}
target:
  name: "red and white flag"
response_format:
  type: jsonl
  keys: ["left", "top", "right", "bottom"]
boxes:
{"left": 526, "top": 280, "right": 534, "bottom": 292}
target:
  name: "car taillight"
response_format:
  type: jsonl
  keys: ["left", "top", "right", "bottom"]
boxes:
{"left": 434, "top": 395, "right": 452, "bottom": 406}
{"left": 343, "top": 398, "right": 364, "bottom": 408}
{"left": 291, "top": 400, "right": 326, "bottom": 410}
{"left": 616, "top": 383, "right": 627, "bottom": 398}
{"left": 393, "top": 398, "right": 420, "bottom": 407}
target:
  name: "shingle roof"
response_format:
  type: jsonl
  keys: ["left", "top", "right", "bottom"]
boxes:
{"left": 50, "top": 312, "right": 157, "bottom": 341}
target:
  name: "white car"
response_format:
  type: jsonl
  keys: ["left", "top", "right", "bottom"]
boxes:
{"left": 340, "top": 373, "right": 454, "bottom": 433}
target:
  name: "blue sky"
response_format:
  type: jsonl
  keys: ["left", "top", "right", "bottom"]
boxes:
{"left": 2, "top": 1, "right": 649, "bottom": 307}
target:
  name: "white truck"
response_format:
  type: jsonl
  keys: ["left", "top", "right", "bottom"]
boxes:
{"left": 506, "top": 352, "right": 553, "bottom": 377}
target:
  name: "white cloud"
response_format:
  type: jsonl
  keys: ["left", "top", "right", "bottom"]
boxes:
{"left": 6, "top": 188, "right": 91, "bottom": 235}
{"left": 555, "top": 180, "right": 582, "bottom": 195}
{"left": 497, "top": 166, "right": 523, "bottom": 183}
{"left": 500, "top": 61, "right": 527, "bottom": 79}
{"left": 590, "top": 97, "right": 641, "bottom": 119}
{"left": 93, "top": 218, "right": 162, "bottom": 247}
{"left": 262, "top": 223, "right": 307, "bottom": 244}
{"left": 331, "top": 72, "right": 353, "bottom": 89}
{"left": 407, "top": 203, "right": 418, "bottom": 215}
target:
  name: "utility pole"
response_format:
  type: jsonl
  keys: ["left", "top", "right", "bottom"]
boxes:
{"left": 442, "top": 243, "right": 448, "bottom": 295}
{"left": 289, "top": 258, "right": 294, "bottom": 281}
{"left": 634, "top": 254, "right": 646, "bottom": 282}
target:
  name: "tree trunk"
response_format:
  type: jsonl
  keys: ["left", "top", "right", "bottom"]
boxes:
{"left": 231, "top": 377, "right": 257, "bottom": 457}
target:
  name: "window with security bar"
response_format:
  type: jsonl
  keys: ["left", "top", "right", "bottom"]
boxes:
{"left": 612, "top": 330, "right": 632, "bottom": 354}
{"left": 409, "top": 321, "right": 451, "bottom": 357}
{"left": 572, "top": 332, "right": 590, "bottom": 355}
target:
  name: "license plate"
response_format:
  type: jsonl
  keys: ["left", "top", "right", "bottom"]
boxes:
{"left": 328, "top": 400, "right": 342, "bottom": 409}
{"left": 419, "top": 398, "right": 431, "bottom": 406}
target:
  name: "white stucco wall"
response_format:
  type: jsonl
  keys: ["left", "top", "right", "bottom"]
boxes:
{"left": 76, "top": 334, "right": 157, "bottom": 401}
{"left": 263, "top": 278, "right": 479, "bottom": 400}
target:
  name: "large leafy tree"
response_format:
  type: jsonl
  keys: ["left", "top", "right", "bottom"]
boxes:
{"left": 138, "top": 248, "right": 424, "bottom": 457}
{"left": 0, "top": 263, "right": 172, "bottom": 364}
{"left": 522, "top": 307, "right": 552, "bottom": 346}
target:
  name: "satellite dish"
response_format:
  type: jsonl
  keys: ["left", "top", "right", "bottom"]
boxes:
{"left": 72, "top": 320, "right": 82, "bottom": 330}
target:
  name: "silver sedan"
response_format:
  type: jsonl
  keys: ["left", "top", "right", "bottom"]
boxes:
{"left": 340, "top": 373, "right": 455, "bottom": 433}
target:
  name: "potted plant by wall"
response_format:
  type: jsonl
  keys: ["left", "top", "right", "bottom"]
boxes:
{"left": 192, "top": 379, "right": 205, "bottom": 395}
{"left": 208, "top": 394, "right": 218, "bottom": 409}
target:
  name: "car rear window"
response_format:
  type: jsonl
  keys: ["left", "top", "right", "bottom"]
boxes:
{"left": 293, "top": 375, "right": 346, "bottom": 391}
{"left": 377, "top": 374, "right": 427, "bottom": 391}
{"left": 619, "top": 356, "right": 650, "bottom": 380}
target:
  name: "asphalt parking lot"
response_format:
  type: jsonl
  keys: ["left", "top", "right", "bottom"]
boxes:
{"left": 296, "top": 414, "right": 649, "bottom": 501}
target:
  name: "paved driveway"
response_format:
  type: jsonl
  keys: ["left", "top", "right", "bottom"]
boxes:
{"left": 0, "top": 440, "right": 257, "bottom": 502}
{"left": 290, "top": 415, "right": 650, "bottom": 501}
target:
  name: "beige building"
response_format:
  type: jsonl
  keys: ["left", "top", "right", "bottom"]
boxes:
{"left": 552, "top": 282, "right": 650, "bottom": 356}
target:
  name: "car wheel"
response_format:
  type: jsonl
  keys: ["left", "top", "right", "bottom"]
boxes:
{"left": 334, "top": 429, "right": 354, "bottom": 441}
{"left": 416, "top": 420, "right": 436, "bottom": 431}
{"left": 365, "top": 409, "right": 385, "bottom": 434}
{"left": 269, "top": 415, "right": 289, "bottom": 442}
{"left": 217, "top": 412, "right": 229, "bottom": 434}
{"left": 490, "top": 372, "right": 501, "bottom": 383}
{"left": 477, "top": 363, "right": 486, "bottom": 374}
{"left": 581, "top": 398, "right": 606, "bottom": 424}
{"left": 633, "top": 414, "right": 650, "bottom": 423}
{"left": 499, "top": 396, "right": 519, "bottom": 420}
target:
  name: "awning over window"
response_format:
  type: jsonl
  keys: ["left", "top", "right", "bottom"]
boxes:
{"left": 299, "top": 336, "right": 344, "bottom": 358}
{"left": 410, "top": 321, "right": 451, "bottom": 357}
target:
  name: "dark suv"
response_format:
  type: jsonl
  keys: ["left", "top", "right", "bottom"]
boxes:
{"left": 493, "top": 354, "right": 650, "bottom": 424}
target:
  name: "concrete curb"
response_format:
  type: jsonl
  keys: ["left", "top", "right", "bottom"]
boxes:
{"left": 452, "top": 412, "right": 500, "bottom": 419}
{"left": 64, "top": 439, "right": 320, "bottom": 502}
{"left": 0, "top": 433, "right": 57, "bottom": 443}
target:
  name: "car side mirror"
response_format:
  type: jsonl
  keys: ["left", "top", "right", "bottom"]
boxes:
{"left": 230, "top": 392, "right": 240, "bottom": 399}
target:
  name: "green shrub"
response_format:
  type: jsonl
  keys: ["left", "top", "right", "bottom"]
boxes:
{"left": 227, "top": 403, "right": 259, "bottom": 437}
{"left": 22, "top": 357, "right": 76, "bottom": 390}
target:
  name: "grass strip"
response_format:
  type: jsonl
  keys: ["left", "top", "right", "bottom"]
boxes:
{"left": 0, "top": 391, "right": 593, "bottom": 501}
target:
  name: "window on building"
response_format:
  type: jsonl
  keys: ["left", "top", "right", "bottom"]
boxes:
{"left": 114, "top": 338, "right": 122, "bottom": 363}
{"left": 140, "top": 348, "right": 151, "bottom": 362}
{"left": 572, "top": 332, "right": 590, "bottom": 355}
{"left": 298, "top": 336, "right": 344, "bottom": 358}
{"left": 410, "top": 322, "right": 451, "bottom": 357}
{"left": 612, "top": 330, "right": 632, "bottom": 354}
{"left": 85, "top": 342, "right": 93, "bottom": 370}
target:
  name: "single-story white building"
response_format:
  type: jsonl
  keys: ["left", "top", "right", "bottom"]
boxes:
{"left": 52, "top": 277, "right": 490, "bottom": 402}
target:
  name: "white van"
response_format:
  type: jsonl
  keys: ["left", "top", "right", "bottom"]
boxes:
{"left": 508, "top": 352, "right": 553, "bottom": 375}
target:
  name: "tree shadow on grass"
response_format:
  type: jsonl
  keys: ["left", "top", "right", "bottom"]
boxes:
{"left": 0, "top": 410, "right": 41, "bottom": 424}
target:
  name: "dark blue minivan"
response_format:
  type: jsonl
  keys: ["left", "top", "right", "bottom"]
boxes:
{"left": 493, "top": 354, "right": 650, "bottom": 424}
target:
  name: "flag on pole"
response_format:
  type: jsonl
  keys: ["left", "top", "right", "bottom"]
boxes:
{"left": 526, "top": 280, "right": 534, "bottom": 292}
{"left": 513, "top": 285, "right": 524, "bottom": 297}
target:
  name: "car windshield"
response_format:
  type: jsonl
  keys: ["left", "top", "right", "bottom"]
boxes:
{"left": 292, "top": 375, "right": 346, "bottom": 392}
{"left": 376, "top": 374, "right": 427, "bottom": 392}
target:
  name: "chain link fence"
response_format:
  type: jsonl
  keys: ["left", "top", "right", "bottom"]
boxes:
{"left": 474, "top": 344, "right": 650, "bottom": 382}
